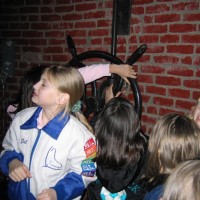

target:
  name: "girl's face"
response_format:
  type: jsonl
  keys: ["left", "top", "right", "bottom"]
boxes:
{"left": 191, "top": 97, "right": 200, "bottom": 128}
{"left": 32, "top": 73, "right": 61, "bottom": 109}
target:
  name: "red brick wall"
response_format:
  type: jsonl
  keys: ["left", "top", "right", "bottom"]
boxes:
{"left": 0, "top": 0, "right": 200, "bottom": 137}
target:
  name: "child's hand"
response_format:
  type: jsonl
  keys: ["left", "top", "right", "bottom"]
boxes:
{"left": 109, "top": 64, "right": 137, "bottom": 84}
{"left": 105, "top": 84, "right": 121, "bottom": 103}
{"left": 9, "top": 159, "right": 31, "bottom": 181}
{"left": 37, "top": 189, "right": 57, "bottom": 200}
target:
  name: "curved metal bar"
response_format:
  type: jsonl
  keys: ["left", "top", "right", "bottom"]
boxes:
{"left": 125, "top": 44, "right": 148, "bottom": 119}
{"left": 66, "top": 36, "right": 147, "bottom": 119}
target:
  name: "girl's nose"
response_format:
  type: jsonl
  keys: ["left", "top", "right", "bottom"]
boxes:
{"left": 33, "top": 81, "right": 40, "bottom": 90}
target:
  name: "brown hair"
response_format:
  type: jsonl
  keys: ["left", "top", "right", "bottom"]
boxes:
{"left": 146, "top": 113, "right": 200, "bottom": 182}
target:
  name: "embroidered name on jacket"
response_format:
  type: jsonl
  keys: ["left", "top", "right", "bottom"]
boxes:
{"left": 81, "top": 138, "right": 96, "bottom": 177}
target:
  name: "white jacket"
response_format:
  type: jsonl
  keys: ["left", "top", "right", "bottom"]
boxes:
{"left": 0, "top": 106, "right": 96, "bottom": 199}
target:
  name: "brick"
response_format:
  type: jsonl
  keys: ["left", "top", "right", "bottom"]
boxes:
{"left": 159, "top": 108, "right": 183, "bottom": 116}
{"left": 144, "top": 25, "right": 167, "bottom": 33}
{"left": 147, "top": 46, "right": 165, "bottom": 53}
{"left": 84, "top": 11, "right": 106, "bottom": 19}
{"left": 44, "top": 47, "right": 64, "bottom": 54}
{"left": 67, "top": 29, "right": 86, "bottom": 38}
{"left": 194, "top": 56, "right": 200, "bottom": 65}
{"left": 138, "top": 74, "right": 153, "bottom": 83}
{"left": 175, "top": 100, "right": 195, "bottom": 110}
{"left": 146, "top": 86, "right": 166, "bottom": 96}
{"left": 75, "top": 3, "right": 96, "bottom": 11}
{"left": 41, "top": 15, "right": 61, "bottom": 21}
{"left": 43, "top": 55, "right": 52, "bottom": 61}
{"left": 55, "top": 5, "right": 74, "bottom": 13}
{"left": 196, "top": 70, "right": 200, "bottom": 77}
{"left": 172, "top": 2, "right": 199, "bottom": 11}
{"left": 23, "top": 31, "right": 43, "bottom": 37}
{"left": 31, "top": 23, "right": 51, "bottom": 29}
{"left": 43, "top": 0, "right": 56, "bottom": 4}
{"left": 147, "top": 106, "right": 157, "bottom": 114}
{"left": 181, "top": 56, "right": 192, "bottom": 65}
{"left": 182, "top": 34, "right": 200, "bottom": 43}
{"left": 57, "top": 0, "right": 71, "bottom": 4}
{"left": 134, "top": 0, "right": 154, "bottom": 5}
{"left": 131, "top": 17, "right": 141, "bottom": 25}
{"left": 184, "top": 80, "right": 200, "bottom": 89}
{"left": 141, "top": 65, "right": 165, "bottom": 74}
{"left": 40, "top": 7, "right": 54, "bottom": 13}
{"left": 160, "top": 34, "right": 179, "bottom": 43}
{"left": 62, "top": 14, "right": 82, "bottom": 21}
{"left": 53, "top": 22, "right": 73, "bottom": 29}
{"left": 139, "top": 35, "right": 159, "bottom": 43}
{"left": 154, "top": 56, "right": 179, "bottom": 64}
{"left": 153, "top": 96, "right": 174, "bottom": 106}
{"left": 52, "top": 55, "right": 68, "bottom": 62}
{"left": 155, "top": 14, "right": 180, "bottom": 23}
{"left": 167, "top": 45, "right": 194, "bottom": 54}
{"left": 170, "top": 24, "right": 196, "bottom": 33}
{"left": 196, "top": 46, "right": 200, "bottom": 54}
{"left": 192, "top": 91, "right": 200, "bottom": 101}
{"left": 141, "top": 95, "right": 151, "bottom": 103}
{"left": 75, "top": 21, "right": 96, "bottom": 29}
{"left": 133, "top": 6, "right": 145, "bottom": 15}
{"left": 144, "top": 15, "right": 153, "bottom": 23}
{"left": 22, "top": 46, "right": 42, "bottom": 53}
{"left": 184, "top": 13, "right": 200, "bottom": 21}
{"left": 141, "top": 114, "right": 157, "bottom": 125}
{"left": 45, "top": 31, "right": 65, "bottom": 38}
{"left": 167, "top": 66, "right": 194, "bottom": 77}
{"left": 146, "top": 4, "right": 170, "bottom": 13}
{"left": 91, "top": 38, "right": 103, "bottom": 45}
{"left": 88, "top": 29, "right": 109, "bottom": 37}
{"left": 156, "top": 76, "right": 181, "bottom": 86}
{"left": 49, "top": 39, "right": 64, "bottom": 45}
{"left": 97, "top": 20, "right": 112, "bottom": 28}
{"left": 168, "top": 88, "right": 190, "bottom": 98}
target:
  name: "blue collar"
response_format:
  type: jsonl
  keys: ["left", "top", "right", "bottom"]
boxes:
{"left": 20, "top": 107, "right": 70, "bottom": 140}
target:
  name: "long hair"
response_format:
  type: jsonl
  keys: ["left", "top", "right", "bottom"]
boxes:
{"left": 95, "top": 97, "right": 144, "bottom": 169}
{"left": 162, "top": 159, "right": 200, "bottom": 200}
{"left": 146, "top": 113, "right": 200, "bottom": 184}
{"left": 44, "top": 66, "right": 85, "bottom": 115}
{"left": 13, "top": 66, "right": 46, "bottom": 113}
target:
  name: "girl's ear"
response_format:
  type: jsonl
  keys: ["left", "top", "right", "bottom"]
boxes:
{"left": 57, "top": 93, "right": 70, "bottom": 105}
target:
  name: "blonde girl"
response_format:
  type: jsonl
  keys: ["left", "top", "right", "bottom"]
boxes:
{"left": 162, "top": 159, "right": 200, "bottom": 200}
{"left": 0, "top": 66, "right": 96, "bottom": 200}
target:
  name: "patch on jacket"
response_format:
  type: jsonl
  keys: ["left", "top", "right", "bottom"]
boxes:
{"left": 84, "top": 138, "right": 96, "bottom": 158}
{"left": 81, "top": 138, "right": 96, "bottom": 177}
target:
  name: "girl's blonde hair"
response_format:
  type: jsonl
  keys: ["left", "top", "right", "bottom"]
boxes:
{"left": 162, "top": 159, "right": 200, "bottom": 200}
{"left": 146, "top": 113, "right": 200, "bottom": 180}
{"left": 44, "top": 65, "right": 84, "bottom": 115}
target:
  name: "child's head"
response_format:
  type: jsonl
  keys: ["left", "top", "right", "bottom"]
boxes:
{"left": 95, "top": 96, "right": 144, "bottom": 168}
{"left": 32, "top": 65, "right": 84, "bottom": 115}
{"left": 147, "top": 113, "right": 200, "bottom": 177}
{"left": 16, "top": 66, "right": 46, "bottom": 112}
{"left": 162, "top": 159, "right": 200, "bottom": 200}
